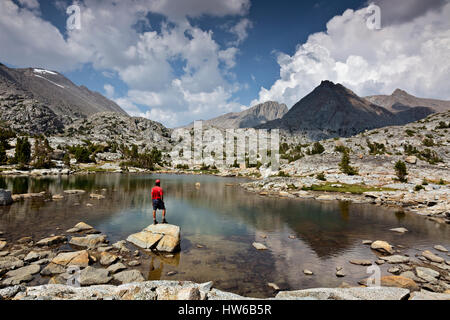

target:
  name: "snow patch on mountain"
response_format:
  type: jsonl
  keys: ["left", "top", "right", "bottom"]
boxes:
{"left": 34, "top": 74, "right": 65, "bottom": 89}
{"left": 33, "top": 68, "right": 57, "bottom": 75}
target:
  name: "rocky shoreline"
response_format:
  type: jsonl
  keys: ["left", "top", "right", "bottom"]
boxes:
{"left": 240, "top": 175, "right": 450, "bottom": 225}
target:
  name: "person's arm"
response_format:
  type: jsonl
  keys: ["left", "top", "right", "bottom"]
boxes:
{"left": 161, "top": 189, "right": 164, "bottom": 201}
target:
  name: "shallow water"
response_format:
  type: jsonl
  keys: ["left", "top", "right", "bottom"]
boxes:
{"left": 0, "top": 173, "right": 449, "bottom": 298}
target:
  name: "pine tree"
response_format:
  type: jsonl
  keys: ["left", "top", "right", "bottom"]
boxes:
{"left": 339, "top": 150, "right": 358, "bottom": 176}
{"left": 32, "top": 135, "right": 54, "bottom": 169}
{"left": 15, "top": 137, "right": 31, "bottom": 167}
{"left": 394, "top": 160, "right": 408, "bottom": 182}
{"left": 0, "top": 144, "right": 7, "bottom": 165}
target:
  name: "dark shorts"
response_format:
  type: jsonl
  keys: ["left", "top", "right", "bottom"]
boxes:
{"left": 152, "top": 199, "right": 165, "bottom": 210}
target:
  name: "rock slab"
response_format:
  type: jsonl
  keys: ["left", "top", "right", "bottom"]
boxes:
{"left": 127, "top": 224, "right": 180, "bottom": 253}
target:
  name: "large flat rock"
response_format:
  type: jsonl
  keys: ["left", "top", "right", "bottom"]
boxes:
{"left": 0, "top": 256, "right": 24, "bottom": 271}
{"left": 69, "top": 234, "right": 108, "bottom": 248}
{"left": 127, "top": 224, "right": 180, "bottom": 253}
{"left": 127, "top": 232, "right": 163, "bottom": 250}
{"left": 51, "top": 250, "right": 89, "bottom": 267}
{"left": 79, "top": 266, "right": 112, "bottom": 286}
{"left": 275, "top": 287, "right": 410, "bottom": 300}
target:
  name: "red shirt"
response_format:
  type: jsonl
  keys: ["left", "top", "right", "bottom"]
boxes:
{"left": 151, "top": 186, "right": 163, "bottom": 200}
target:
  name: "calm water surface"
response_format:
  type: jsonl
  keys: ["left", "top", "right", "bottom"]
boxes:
{"left": 0, "top": 173, "right": 449, "bottom": 298}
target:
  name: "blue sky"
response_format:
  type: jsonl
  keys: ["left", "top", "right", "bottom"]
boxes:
{"left": 1, "top": 0, "right": 449, "bottom": 127}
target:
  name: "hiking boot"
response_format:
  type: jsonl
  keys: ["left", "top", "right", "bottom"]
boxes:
{"left": 153, "top": 220, "right": 158, "bottom": 225}
{"left": 162, "top": 219, "right": 168, "bottom": 224}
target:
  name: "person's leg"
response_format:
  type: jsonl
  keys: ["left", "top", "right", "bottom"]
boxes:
{"left": 153, "top": 210, "right": 158, "bottom": 224}
{"left": 162, "top": 209, "right": 167, "bottom": 223}
{"left": 162, "top": 201, "right": 167, "bottom": 223}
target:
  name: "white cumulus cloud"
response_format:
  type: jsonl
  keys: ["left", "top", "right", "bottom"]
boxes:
{"left": 0, "top": 0, "right": 251, "bottom": 127}
{"left": 252, "top": 2, "right": 450, "bottom": 108}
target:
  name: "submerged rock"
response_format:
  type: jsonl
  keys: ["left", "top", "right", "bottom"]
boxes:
{"left": 349, "top": 259, "right": 372, "bottom": 266}
{"left": 99, "top": 252, "right": 118, "bottom": 266}
{"left": 0, "top": 189, "right": 13, "bottom": 206}
{"left": 422, "top": 250, "right": 444, "bottom": 263}
{"left": 434, "top": 245, "right": 448, "bottom": 253}
{"left": 371, "top": 240, "right": 394, "bottom": 255}
{"left": 36, "top": 235, "right": 67, "bottom": 247}
{"left": 380, "top": 255, "right": 410, "bottom": 264}
{"left": 252, "top": 242, "right": 268, "bottom": 250}
{"left": 63, "top": 190, "right": 86, "bottom": 194}
{"left": 390, "top": 227, "right": 408, "bottom": 234}
{"left": 67, "top": 222, "right": 94, "bottom": 233}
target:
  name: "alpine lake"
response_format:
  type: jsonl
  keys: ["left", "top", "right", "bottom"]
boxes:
{"left": 1, "top": 173, "right": 449, "bottom": 298}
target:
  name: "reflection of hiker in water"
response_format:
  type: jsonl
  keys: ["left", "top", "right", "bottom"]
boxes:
{"left": 151, "top": 179, "right": 167, "bottom": 225}
{"left": 149, "top": 256, "right": 163, "bottom": 280}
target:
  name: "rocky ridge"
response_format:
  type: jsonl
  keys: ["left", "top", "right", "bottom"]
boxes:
{"left": 184, "top": 101, "right": 288, "bottom": 129}
{"left": 366, "top": 89, "right": 450, "bottom": 114}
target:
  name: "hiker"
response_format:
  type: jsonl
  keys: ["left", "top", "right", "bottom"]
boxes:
{"left": 151, "top": 179, "right": 167, "bottom": 224}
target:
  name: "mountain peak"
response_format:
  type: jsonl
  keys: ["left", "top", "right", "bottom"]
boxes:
{"left": 319, "top": 80, "right": 336, "bottom": 88}
{"left": 392, "top": 88, "right": 409, "bottom": 96}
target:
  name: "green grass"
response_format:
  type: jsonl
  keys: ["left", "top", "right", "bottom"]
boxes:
{"left": 191, "top": 169, "right": 220, "bottom": 175}
{"left": 301, "top": 182, "right": 395, "bottom": 195}
{"left": 83, "top": 166, "right": 111, "bottom": 172}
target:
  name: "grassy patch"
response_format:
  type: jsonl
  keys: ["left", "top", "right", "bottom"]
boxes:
{"left": 302, "top": 182, "right": 395, "bottom": 195}
{"left": 83, "top": 166, "right": 111, "bottom": 172}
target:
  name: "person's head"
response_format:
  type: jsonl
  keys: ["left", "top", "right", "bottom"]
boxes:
{"left": 155, "top": 179, "right": 161, "bottom": 186}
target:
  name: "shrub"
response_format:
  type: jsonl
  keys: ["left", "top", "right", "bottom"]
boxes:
{"left": 316, "top": 172, "right": 326, "bottom": 181}
{"left": 419, "top": 149, "right": 442, "bottom": 164}
{"left": 63, "top": 153, "right": 71, "bottom": 167}
{"left": 312, "top": 142, "right": 325, "bottom": 154}
{"left": 422, "top": 138, "right": 434, "bottom": 147}
{"left": 278, "top": 171, "right": 290, "bottom": 177}
{"left": 405, "top": 129, "right": 415, "bottom": 137}
{"left": 436, "top": 121, "right": 449, "bottom": 129}
{"left": 414, "top": 185, "right": 424, "bottom": 192}
{"left": 339, "top": 151, "right": 358, "bottom": 176}
{"left": 74, "top": 146, "right": 93, "bottom": 163}
{"left": 334, "top": 145, "right": 349, "bottom": 153}
{"left": 367, "top": 140, "right": 386, "bottom": 155}
{"left": 307, "top": 142, "right": 325, "bottom": 155}
{"left": 394, "top": 160, "right": 408, "bottom": 182}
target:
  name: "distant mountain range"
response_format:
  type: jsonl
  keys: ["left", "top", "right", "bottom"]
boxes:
{"left": 256, "top": 81, "right": 439, "bottom": 139}
{"left": 1, "top": 63, "right": 448, "bottom": 141}
{"left": 0, "top": 63, "right": 127, "bottom": 123}
{"left": 185, "top": 101, "right": 288, "bottom": 129}
{"left": 366, "top": 89, "right": 450, "bottom": 114}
